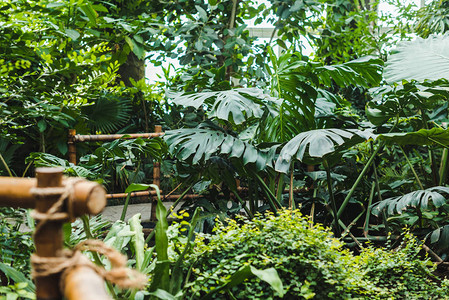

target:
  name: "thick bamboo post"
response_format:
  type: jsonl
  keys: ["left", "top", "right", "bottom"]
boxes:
{"left": 34, "top": 168, "right": 64, "bottom": 300}
{"left": 68, "top": 129, "right": 77, "bottom": 165}
{"left": 151, "top": 125, "right": 162, "bottom": 221}
{"left": 63, "top": 257, "right": 111, "bottom": 300}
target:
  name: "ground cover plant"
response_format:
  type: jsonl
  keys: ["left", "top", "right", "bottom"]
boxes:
{"left": 183, "top": 209, "right": 449, "bottom": 299}
{"left": 3, "top": 0, "right": 449, "bottom": 299}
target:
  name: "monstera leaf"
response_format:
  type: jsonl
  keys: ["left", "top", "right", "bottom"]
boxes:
{"left": 384, "top": 34, "right": 449, "bottom": 83}
{"left": 378, "top": 128, "right": 449, "bottom": 146}
{"left": 372, "top": 186, "right": 449, "bottom": 217}
{"left": 164, "top": 123, "right": 276, "bottom": 171}
{"left": 316, "top": 56, "right": 384, "bottom": 88}
{"left": 167, "top": 88, "right": 278, "bottom": 125}
{"left": 275, "top": 129, "right": 374, "bottom": 173}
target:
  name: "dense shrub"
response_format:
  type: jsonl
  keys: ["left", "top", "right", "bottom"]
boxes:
{"left": 184, "top": 210, "right": 449, "bottom": 299}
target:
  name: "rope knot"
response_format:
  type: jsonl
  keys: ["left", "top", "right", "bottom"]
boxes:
{"left": 31, "top": 240, "right": 148, "bottom": 291}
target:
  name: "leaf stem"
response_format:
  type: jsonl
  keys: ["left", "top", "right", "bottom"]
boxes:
{"left": 363, "top": 182, "right": 376, "bottom": 237}
{"left": 399, "top": 145, "right": 424, "bottom": 190}
{"left": 323, "top": 159, "right": 340, "bottom": 237}
{"left": 337, "top": 143, "right": 383, "bottom": 219}
{"left": 0, "top": 152, "right": 12, "bottom": 177}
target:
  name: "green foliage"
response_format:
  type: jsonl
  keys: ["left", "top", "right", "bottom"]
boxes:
{"left": 356, "top": 234, "right": 449, "bottom": 299}
{"left": 415, "top": 0, "right": 449, "bottom": 38}
{"left": 0, "top": 282, "right": 35, "bottom": 300}
{"left": 0, "top": 208, "right": 34, "bottom": 285}
{"left": 185, "top": 209, "right": 449, "bottom": 299}
{"left": 314, "top": 0, "right": 380, "bottom": 64}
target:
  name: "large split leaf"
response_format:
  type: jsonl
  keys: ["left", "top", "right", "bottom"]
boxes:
{"left": 378, "top": 128, "right": 449, "bottom": 146}
{"left": 164, "top": 123, "right": 275, "bottom": 171}
{"left": 384, "top": 34, "right": 449, "bottom": 83}
{"left": 372, "top": 186, "right": 449, "bottom": 217}
{"left": 275, "top": 129, "right": 373, "bottom": 173}
{"left": 316, "top": 56, "right": 383, "bottom": 88}
{"left": 167, "top": 88, "right": 278, "bottom": 125}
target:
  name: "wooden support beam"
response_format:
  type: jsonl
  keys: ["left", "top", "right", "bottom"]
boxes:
{"left": 0, "top": 176, "right": 106, "bottom": 215}
{"left": 34, "top": 168, "right": 64, "bottom": 300}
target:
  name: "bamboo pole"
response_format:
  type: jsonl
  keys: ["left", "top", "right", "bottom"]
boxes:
{"left": 106, "top": 190, "right": 202, "bottom": 200}
{"left": 73, "top": 132, "right": 164, "bottom": 142}
{"left": 68, "top": 129, "right": 77, "bottom": 165}
{"left": 63, "top": 257, "right": 111, "bottom": 300}
{"left": 0, "top": 177, "right": 106, "bottom": 215}
{"left": 34, "top": 168, "right": 65, "bottom": 300}
{"left": 151, "top": 125, "right": 162, "bottom": 221}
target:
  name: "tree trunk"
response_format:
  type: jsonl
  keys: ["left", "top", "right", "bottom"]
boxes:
{"left": 118, "top": 51, "right": 145, "bottom": 87}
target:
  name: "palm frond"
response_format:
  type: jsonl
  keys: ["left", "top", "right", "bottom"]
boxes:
{"left": 82, "top": 94, "right": 131, "bottom": 133}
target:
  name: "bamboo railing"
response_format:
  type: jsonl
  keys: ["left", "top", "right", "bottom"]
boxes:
{"left": 67, "top": 126, "right": 203, "bottom": 221}
{"left": 67, "top": 125, "right": 164, "bottom": 198}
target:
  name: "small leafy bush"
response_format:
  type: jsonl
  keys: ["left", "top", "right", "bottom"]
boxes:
{"left": 184, "top": 209, "right": 449, "bottom": 299}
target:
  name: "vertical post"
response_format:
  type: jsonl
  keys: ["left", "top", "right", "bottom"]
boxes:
{"left": 34, "top": 168, "right": 64, "bottom": 300}
{"left": 152, "top": 125, "right": 162, "bottom": 189}
{"left": 68, "top": 129, "right": 77, "bottom": 165}
{"left": 151, "top": 125, "right": 162, "bottom": 221}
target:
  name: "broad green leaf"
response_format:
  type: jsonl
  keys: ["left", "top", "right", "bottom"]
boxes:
{"left": 378, "top": 128, "right": 449, "bottom": 146}
{"left": 316, "top": 56, "right": 383, "bottom": 88}
{"left": 37, "top": 119, "right": 46, "bottom": 132}
{"left": 125, "top": 183, "right": 159, "bottom": 195}
{"left": 103, "top": 221, "right": 132, "bottom": 251}
{"left": 65, "top": 29, "right": 80, "bottom": 40}
{"left": 384, "top": 35, "right": 449, "bottom": 83}
{"left": 250, "top": 266, "right": 284, "bottom": 297}
{"left": 167, "top": 88, "right": 277, "bottom": 125}
{"left": 196, "top": 5, "right": 208, "bottom": 22}
{"left": 79, "top": 4, "right": 97, "bottom": 25}
{"left": 129, "top": 214, "right": 145, "bottom": 271}
{"left": 149, "top": 197, "right": 170, "bottom": 292}
{"left": 372, "top": 186, "right": 449, "bottom": 217}
{"left": 131, "top": 39, "right": 145, "bottom": 59}
{"left": 0, "top": 263, "right": 35, "bottom": 292}
{"left": 428, "top": 225, "right": 449, "bottom": 250}
{"left": 164, "top": 123, "right": 274, "bottom": 170}
{"left": 200, "top": 265, "right": 284, "bottom": 300}
{"left": 275, "top": 129, "right": 374, "bottom": 173}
